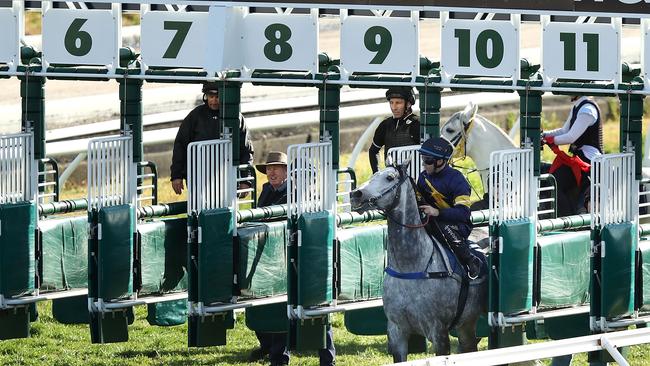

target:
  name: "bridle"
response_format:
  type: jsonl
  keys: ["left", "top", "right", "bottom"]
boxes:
{"left": 364, "top": 167, "right": 429, "bottom": 229}
{"left": 446, "top": 114, "right": 475, "bottom": 160}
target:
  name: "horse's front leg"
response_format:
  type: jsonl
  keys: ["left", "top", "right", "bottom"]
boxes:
{"left": 387, "top": 320, "right": 409, "bottom": 363}
{"left": 428, "top": 326, "right": 451, "bottom": 356}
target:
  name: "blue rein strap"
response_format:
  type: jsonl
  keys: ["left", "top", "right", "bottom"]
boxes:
{"left": 384, "top": 251, "right": 450, "bottom": 279}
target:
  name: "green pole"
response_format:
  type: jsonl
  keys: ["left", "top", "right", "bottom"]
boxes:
{"left": 19, "top": 72, "right": 45, "bottom": 160}
{"left": 118, "top": 77, "right": 143, "bottom": 163}
{"left": 417, "top": 85, "right": 442, "bottom": 140}
{"left": 319, "top": 84, "right": 340, "bottom": 169}
{"left": 518, "top": 90, "right": 543, "bottom": 176}
{"left": 619, "top": 93, "right": 644, "bottom": 180}
{"left": 219, "top": 81, "right": 242, "bottom": 167}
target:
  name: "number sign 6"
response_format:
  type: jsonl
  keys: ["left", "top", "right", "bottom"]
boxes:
{"left": 542, "top": 20, "right": 620, "bottom": 82}
{"left": 0, "top": 7, "right": 19, "bottom": 65}
{"left": 441, "top": 18, "right": 519, "bottom": 80}
{"left": 243, "top": 13, "right": 318, "bottom": 72}
{"left": 340, "top": 15, "right": 418, "bottom": 75}
{"left": 43, "top": 8, "right": 118, "bottom": 66}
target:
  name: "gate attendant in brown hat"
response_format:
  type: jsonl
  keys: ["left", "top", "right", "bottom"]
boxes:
{"left": 256, "top": 151, "right": 288, "bottom": 207}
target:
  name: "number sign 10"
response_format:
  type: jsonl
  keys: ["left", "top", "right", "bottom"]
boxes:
{"left": 441, "top": 19, "right": 519, "bottom": 79}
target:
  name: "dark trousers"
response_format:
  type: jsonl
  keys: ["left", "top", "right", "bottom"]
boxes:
{"left": 257, "top": 327, "right": 335, "bottom": 365}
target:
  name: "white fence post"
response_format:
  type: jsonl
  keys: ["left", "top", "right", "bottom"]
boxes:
{"left": 0, "top": 132, "right": 36, "bottom": 205}
{"left": 287, "top": 142, "right": 335, "bottom": 218}
{"left": 186, "top": 139, "right": 235, "bottom": 215}
{"left": 87, "top": 135, "right": 135, "bottom": 210}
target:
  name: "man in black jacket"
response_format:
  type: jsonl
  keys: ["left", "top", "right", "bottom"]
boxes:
{"left": 170, "top": 82, "right": 254, "bottom": 195}
{"left": 368, "top": 87, "right": 420, "bottom": 174}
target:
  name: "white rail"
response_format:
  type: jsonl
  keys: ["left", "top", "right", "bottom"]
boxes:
{"left": 287, "top": 142, "right": 335, "bottom": 217}
{"left": 386, "top": 144, "right": 422, "bottom": 181}
{"left": 87, "top": 135, "right": 135, "bottom": 210}
{"left": 389, "top": 327, "right": 650, "bottom": 366}
{"left": 489, "top": 148, "right": 535, "bottom": 225}
{"left": 0, "top": 132, "right": 35, "bottom": 204}
{"left": 591, "top": 153, "right": 637, "bottom": 228}
{"left": 186, "top": 139, "right": 235, "bottom": 215}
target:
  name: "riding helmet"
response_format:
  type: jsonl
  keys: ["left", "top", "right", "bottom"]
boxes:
{"left": 202, "top": 81, "right": 219, "bottom": 95}
{"left": 419, "top": 137, "right": 453, "bottom": 160}
{"left": 385, "top": 86, "right": 415, "bottom": 105}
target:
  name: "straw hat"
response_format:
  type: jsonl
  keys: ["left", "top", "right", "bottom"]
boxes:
{"left": 255, "top": 151, "right": 288, "bottom": 174}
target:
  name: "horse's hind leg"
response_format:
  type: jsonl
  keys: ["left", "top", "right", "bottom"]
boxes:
{"left": 387, "top": 321, "right": 409, "bottom": 363}
{"left": 456, "top": 321, "right": 479, "bottom": 353}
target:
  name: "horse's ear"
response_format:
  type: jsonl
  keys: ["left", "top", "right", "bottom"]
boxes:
{"left": 386, "top": 155, "right": 395, "bottom": 167}
{"left": 462, "top": 102, "right": 478, "bottom": 126}
{"left": 398, "top": 160, "right": 411, "bottom": 176}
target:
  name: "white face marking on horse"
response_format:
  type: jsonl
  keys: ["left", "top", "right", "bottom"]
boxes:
{"left": 350, "top": 166, "right": 401, "bottom": 212}
{"left": 441, "top": 112, "right": 464, "bottom": 146}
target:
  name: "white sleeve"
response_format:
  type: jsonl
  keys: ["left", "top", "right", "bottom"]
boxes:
{"left": 553, "top": 113, "right": 596, "bottom": 145}
{"left": 544, "top": 118, "right": 571, "bottom": 137}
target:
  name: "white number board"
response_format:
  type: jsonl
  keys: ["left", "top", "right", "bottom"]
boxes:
{"left": 42, "top": 9, "right": 118, "bottom": 66}
{"left": 441, "top": 19, "right": 519, "bottom": 79}
{"left": 340, "top": 15, "right": 418, "bottom": 75}
{"left": 0, "top": 8, "right": 18, "bottom": 65}
{"left": 542, "top": 21, "right": 620, "bottom": 82}
{"left": 141, "top": 11, "right": 208, "bottom": 68}
{"left": 243, "top": 13, "right": 318, "bottom": 72}
{"left": 642, "top": 19, "right": 650, "bottom": 89}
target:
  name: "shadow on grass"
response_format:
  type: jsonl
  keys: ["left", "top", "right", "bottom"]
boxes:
{"left": 117, "top": 347, "right": 252, "bottom": 364}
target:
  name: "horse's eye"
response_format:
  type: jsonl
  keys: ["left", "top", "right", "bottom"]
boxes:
{"left": 387, "top": 174, "right": 395, "bottom": 182}
{"left": 446, "top": 127, "right": 454, "bottom": 133}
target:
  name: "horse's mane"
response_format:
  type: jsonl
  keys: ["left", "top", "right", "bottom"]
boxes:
{"left": 473, "top": 114, "right": 517, "bottom": 147}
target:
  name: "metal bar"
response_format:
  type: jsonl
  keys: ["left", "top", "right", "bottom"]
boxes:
{"left": 301, "top": 299, "right": 383, "bottom": 317}
{"left": 600, "top": 336, "right": 630, "bottom": 366}
{"left": 101, "top": 292, "right": 187, "bottom": 309}
{"left": 502, "top": 306, "right": 590, "bottom": 324}
{"left": 201, "top": 295, "right": 288, "bottom": 314}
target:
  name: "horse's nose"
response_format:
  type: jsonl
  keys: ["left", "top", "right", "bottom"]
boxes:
{"left": 350, "top": 189, "right": 363, "bottom": 199}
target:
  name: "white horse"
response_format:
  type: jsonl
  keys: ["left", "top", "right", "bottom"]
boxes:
{"left": 440, "top": 102, "right": 517, "bottom": 195}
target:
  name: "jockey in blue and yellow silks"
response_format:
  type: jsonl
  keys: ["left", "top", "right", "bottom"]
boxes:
{"left": 416, "top": 137, "right": 481, "bottom": 279}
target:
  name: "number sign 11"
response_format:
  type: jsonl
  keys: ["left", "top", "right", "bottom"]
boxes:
{"left": 542, "top": 20, "right": 620, "bottom": 83}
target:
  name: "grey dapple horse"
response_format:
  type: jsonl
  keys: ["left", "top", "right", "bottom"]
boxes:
{"left": 350, "top": 164, "right": 487, "bottom": 362}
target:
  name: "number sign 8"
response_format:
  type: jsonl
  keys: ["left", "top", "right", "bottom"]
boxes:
{"left": 141, "top": 11, "right": 208, "bottom": 68}
{"left": 542, "top": 22, "right": 619, "bottom": 82}
{"left": 341, "top": 15, "right": 418, "bottom": 74}
{"left": 0, "top": 8, "right": 18, "bottom": 65}
{"left": 441, "top": 19, "right": 519, "bottom": 79}
{"left": 43, "top": 9, "right": 118, "bottom": 66}
{"left": 243, "top": 13, "right": 317, "bottom": 72}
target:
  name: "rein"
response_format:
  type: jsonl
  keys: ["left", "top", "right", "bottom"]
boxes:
{"left": 367, "top": 169, "right": 429, "bottom": 229}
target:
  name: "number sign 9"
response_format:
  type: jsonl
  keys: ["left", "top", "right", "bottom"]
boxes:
{"left": 441, "top": 19, "right": 519, "bottom": 79}
{"left": 542, "top": 22, "right": 619, "bottom": 82}
{"left": 243, "top": 13, "right": 317, "bottom": 72}
{"left": 0, "top": 8, "right": 18, "bottom": 65}
{"left": 141, "top": 11, "right": 208, "bottom": 68}
{"left": 340, "top": 15, "right": 418, "bottom": 74}
{"left": 43, "top": 9, "right": 118, "bottom": 66}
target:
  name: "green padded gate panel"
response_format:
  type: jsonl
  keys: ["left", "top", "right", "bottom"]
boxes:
{"left": 147, "top": 299, "right": 187, "bottom": 326}
{"left": 344, "top": 306, "right": 387, "bottom": 335}
{"left": 0, "top": 307, "right": 30, "bottom": 340}
{"left": 139, "top": 217, "right": 188, "bottom": 296}
{"left": 97, "top": 204, "right": 134, "bottom": 300}
{"left": 90, "top": 309, "right": 130, "bottom": 343}
{"left": 238, "top": 222, "right": 287, "bottom": 297}
{"left": 600, "top": 222, "right": 636, "bottom": 319}
{"left": 39, "top": 216, "right": 88, "bottom": 290}
{"left": 52, "top": 295, "right": 89, "bottom": 324}
{"left": 537, "top": 231, "right": 591, "bottom": 308}
{"left": 297, "top": 211, "right": 334, "bottom": 307}
{"left": 338, "top": 225, "right": 386, "bottom": 301}
{"left": 497, "top": 218, "right": 535, "bottom": 314}
{"left": 245, "top": 302, "right": 288, "bottom": 332}
{"left": 188, "top": 311, "right": 234, "bottom": 347}
{"left": 0, "top": 202, "right": 36, "bottom": 298}
{"left": 198, "top": 208, "right": 234, "bottom": 305}
{"left": 640, "top": 240, "right": 650, "bottom": 311}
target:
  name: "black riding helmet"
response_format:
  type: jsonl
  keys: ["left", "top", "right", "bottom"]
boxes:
{"left": 385, "top": 86, "right": 415, "bottom": 105}
{"left": 202, "top": 81, "right": 219, "bottom": 95}
{"left": 420, "top": 137, "right": 453, "bottom": 170}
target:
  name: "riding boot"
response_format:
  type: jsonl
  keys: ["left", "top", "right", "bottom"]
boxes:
{"left": 449, "top": 240, "right": 481, "bottom": 280}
